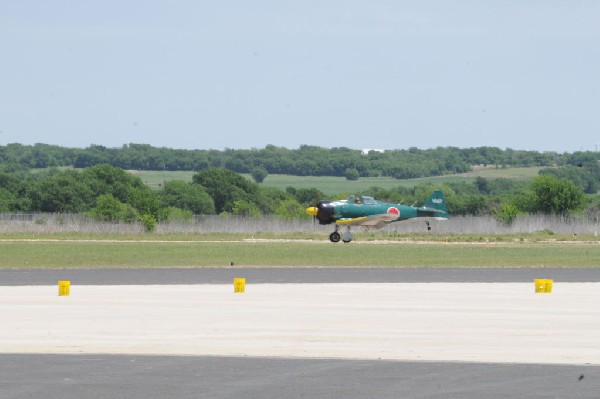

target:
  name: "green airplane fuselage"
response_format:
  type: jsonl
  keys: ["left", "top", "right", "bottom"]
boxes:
{"left": 333, "top": 201, "right": 417, "bottom": 221}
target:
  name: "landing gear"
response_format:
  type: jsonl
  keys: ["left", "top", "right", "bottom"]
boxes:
{"left": 329, "top": 226, "right": 353, "bottom": 243}
{"left": 329, "top": 231, "right": 341, "bottom": 243}
{"left": 342, "top": 230, "right": 352, "bottom": 243}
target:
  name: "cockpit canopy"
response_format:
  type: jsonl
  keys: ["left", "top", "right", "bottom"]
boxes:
{"left": 346, "top": 195, "right": 376, "bottom": 205}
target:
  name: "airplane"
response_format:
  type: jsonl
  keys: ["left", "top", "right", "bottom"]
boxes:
{"left": 306, "top": 189, "right": 449, "bottom": 243}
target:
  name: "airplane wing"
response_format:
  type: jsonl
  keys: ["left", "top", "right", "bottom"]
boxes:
{"left": 335, "top": 213, "right": 398, "bottom": 229}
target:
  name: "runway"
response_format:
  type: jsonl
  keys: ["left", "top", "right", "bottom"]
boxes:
{"left": 1, "top": 268, "right": 599, "bottom": 398}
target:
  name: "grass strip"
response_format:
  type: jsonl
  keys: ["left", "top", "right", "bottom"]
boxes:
{"left": 1, "top": 232, "right": 599, "bottom": 243}
{"left": 1, "top": 240, "right": 599, "bottom": 268}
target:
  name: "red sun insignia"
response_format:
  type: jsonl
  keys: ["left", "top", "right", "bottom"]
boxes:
{"left": 387, "top": 207, "right": 399, "bottom": 215}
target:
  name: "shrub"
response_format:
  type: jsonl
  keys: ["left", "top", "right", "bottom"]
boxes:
{"left": 344, "top": 168, "right": 359, "bottom": 181}
{"left": 139, "top": 214, "right": 157, "bottom": 232}
{"left": 250, "top": 166, "right": 268, "bottom": 183}
{"left": 493, "top": 203, "right": 519, "bottom": 225}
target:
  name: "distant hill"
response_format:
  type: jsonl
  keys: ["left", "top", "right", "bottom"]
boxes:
{"left": 3, "top": 143, "right": 595, "bottom": 180}
{"left": 128, "top": 167, "right": 543, "bottom": 195}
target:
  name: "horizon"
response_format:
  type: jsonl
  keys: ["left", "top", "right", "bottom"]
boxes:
{"left": 1, "top": 141, "right": 597, "bottom": 155}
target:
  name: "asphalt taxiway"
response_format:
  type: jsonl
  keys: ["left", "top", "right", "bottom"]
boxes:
{"left": 2, "top": 266, "right": 600, "bottom": 285}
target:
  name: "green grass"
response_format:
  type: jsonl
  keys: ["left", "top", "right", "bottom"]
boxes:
{"left": 457, "top": 166, "right": 542, "bottom": 179}
{"left": 126, "top": 170, "right": 195, "bottom": 187}
{"left": 31, "top": 166, "right": 542, "bottom": 194}
{"left": 1, "top": 231, "right": 595, "bottom": 243}
{"left": 1, "top": 238, "right": 599, "bottom": 268}
{"left": 124, "top": 166, "right": 543, "bottom": 194}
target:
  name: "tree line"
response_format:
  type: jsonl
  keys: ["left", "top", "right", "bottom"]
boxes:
{"left": 0, "top": 163, "right": 596, "bottom": 231}
{"left": 2, "top": 143, "right": 598, "bottom": 180}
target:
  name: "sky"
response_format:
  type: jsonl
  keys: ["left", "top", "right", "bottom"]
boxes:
{"left": 1, "top": 1, "right": 599, "bottom": 153}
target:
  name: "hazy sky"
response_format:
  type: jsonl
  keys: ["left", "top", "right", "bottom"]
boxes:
{"left": 1, "top": 1, "right": 599, "bottom": 152}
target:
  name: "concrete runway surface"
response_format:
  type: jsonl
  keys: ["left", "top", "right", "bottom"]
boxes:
{"left": 1, "top": 268, "right": 599, "bottom": 398}
{"left": 2, "top": 283, "right": 600, "bottom": 364}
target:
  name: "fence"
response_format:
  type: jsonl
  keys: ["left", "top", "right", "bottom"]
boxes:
{"left": 0, "top": 213, "right": 598, "bottom": 236}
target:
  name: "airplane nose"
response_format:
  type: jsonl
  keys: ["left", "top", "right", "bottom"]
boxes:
{"left": 306, "top": 207, "right": 318, "bottom": 216}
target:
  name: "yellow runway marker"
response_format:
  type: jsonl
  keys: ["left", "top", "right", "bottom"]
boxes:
{"left": 534, "top": 279, "right": 553, "bottom": 293}
{"left": 234, "top": 278, "right": 245, "bottom": 293}
{"left": 58, "top": 281, "right": 70, "bottom": 296}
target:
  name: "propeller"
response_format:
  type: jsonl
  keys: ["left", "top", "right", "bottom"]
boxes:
{"left": 309, "top": 201, "right": 335, "bottom": 225}
{"left": 306, "top": 192, "right": 321, "bottom": 224}
{"left": 307, "top": 205, "right": 319, "bottom": 217}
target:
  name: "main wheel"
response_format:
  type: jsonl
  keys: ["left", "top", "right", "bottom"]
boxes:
{"left": 342, "top": 231, "right": 352, "bottom": 243}
{"left": 329, "top": 231, "right": 341, "bottom": 243}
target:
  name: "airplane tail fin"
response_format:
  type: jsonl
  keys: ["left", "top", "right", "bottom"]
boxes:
{"left": 419, "top": 190, "right": 449, "bottom": 218}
